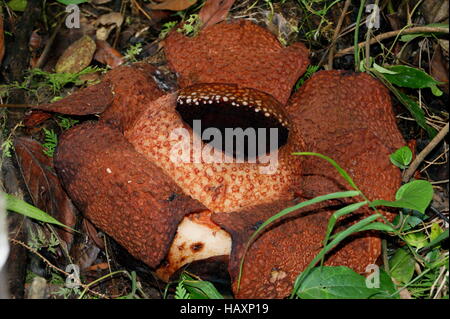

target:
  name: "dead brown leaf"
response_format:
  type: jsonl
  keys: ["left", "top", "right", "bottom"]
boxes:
{"left": 23, "top": 111, "right": 52, "bottom": 128}
{"left": 14, "top": 137, "right": 78, "bottom": 246}
{"left": 55, "top": 35, "right": 96, "bottom": 74}
{"left": 421, "top": 0, "right": 449, "bottom": 24}
{"left": 94, "top": 39, "right": 124, "bottom": 68}
{"left": 199, "top": 0, "right": 235, "bottom": 28}
{"left": 96, "top": 12, "right": 124, "bottom": 41}
{"left": 430, "top": 44, "right": 449, "bottom": 94}
{"left": 148, "top": 0, "right": 197, "bottom": 11}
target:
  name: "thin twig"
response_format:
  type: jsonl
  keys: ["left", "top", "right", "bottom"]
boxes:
{"left": 326, "top": 0, "right": 351, "bottom": 70}
{"left": 10, "top": 238, "right": 109, "bottom": 299}
{"left": 130, "top": 0, "right": 152, "bottom": 22}
{"left": 403, "top": 123, "right": 449, "bottom": 182}
{"left": 336, "top": 26, "right": 450, "bottom": 57}
{"left": 34, "top": 15, "right": 65, "bottom": 69}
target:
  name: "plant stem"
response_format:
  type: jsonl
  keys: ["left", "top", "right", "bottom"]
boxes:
{"left": 354, "top": 0, "right": 366, "bottom": 71}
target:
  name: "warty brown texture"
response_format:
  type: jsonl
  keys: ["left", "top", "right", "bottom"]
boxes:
{"left": 54, "top": 122, "right": 207, "bottom": 267}
{"left": 164, "top": 20, "right": 310, "bottom": 105}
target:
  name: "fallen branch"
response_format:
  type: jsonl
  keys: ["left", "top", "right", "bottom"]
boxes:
{"left": 335, "top": 26, "right": 450, "bottom": 57}
{"left": 403, "top": 122, "right": 449, "bottom": 183}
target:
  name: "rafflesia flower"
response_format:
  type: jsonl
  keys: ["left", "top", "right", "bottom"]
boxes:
{"left": 39, "top": 20, "right": 405, "bottom": 298}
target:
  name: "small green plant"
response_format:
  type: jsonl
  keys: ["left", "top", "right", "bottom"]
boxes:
{"left": 42, "top": 128, "right": 58, "bottom": 157}
{"left": 170, "top": 272, "right": 224, "bottom": 299}
{"left": 178, "top": 14, "right": 202, "bottom": 37}
{"left": 56, "top": 116, "right": 79, "bottom": 131}
{"left": 27, "top": 66, "right": 102, "bottom": 93}
{"left": 390, "top": 146, "right": 413, "bottom": 169}
{"left": 28, "top": 227, "right": 60, "bottom": 254}
{"left": 124, "top": 43, "right": 143, "bottom": 63}
{"left": 295, "top": 65, "right": 320, "bottom": 90}
{"left": 1, "top": 138, "right": 13, "bottom": 159}
{"left": 160, "top": 21, "right": 178, "bottom": 39}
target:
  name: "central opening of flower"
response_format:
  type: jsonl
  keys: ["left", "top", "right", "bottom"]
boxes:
{"left": 176, "top": 84, "right": 289, "bottom": 161}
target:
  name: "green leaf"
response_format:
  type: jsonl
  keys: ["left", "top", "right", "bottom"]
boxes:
{"left": 393, "top": 212, "right": 425, "bottom": 231}
{"left": 390, "top": 146, "right": 413, "bottom": 169}
{"left": 293, "top": 152, "right": 359, "bottom": 190}
{"left": 179, "top": 273, "right": 224, "bottom": 299}
{"left": 323, "top": 201, "right": 368, "bottom": 246}
{"left": 296, "top": 266, "right": 397, "bottom": 299}
{"left": 369, "top": 180, "right": 434, "bottom": 214}
{"left": 389, "top": 248, "right": 416, "bottom": 284}
{"left": 404, "top": 231, "right": 428, "bottom": 249}
{"left": 423, "top": 229, "right": 448, "bottom": 249}
{"left": 7, "top": 0, "right": 27, "bottom": 11}
{"left": 357, "top": 222, "right": 396, "bottom": 233}
{"left": 372, "top": 62, "right": 398, "bottom": 74}
{"left": 395, "top": 90, "right": 437, "bottom": 138}
{"left": 383, "top": 65, "right": 443, "bottom": 96}
{"left": 429, "top": 223, "right": 444, "bottom": 242}
{"left": 3, "top": 193, "right": 74, "bottom": 231}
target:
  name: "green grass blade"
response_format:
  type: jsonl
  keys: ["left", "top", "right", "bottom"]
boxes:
{"left": 292, "top": 152, "right": 360, "bottom": 191}
{"left": 3, "top": 192, "right": 74, "bottom": 231}
{"left": 323, "top": 201, "right": 368, "bottom": 247}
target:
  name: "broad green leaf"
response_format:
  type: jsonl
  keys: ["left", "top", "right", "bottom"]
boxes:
{"left": 372, "top": 62, "right": 398, "bottom": 74}
{"left": 369, "top": 180, "right": 434, "bottom": 214}
{"left": 179, "top": 273, "right": 224, "bottom": 299}
{"left": 296, "top": 266, "right": 397, "bottom": 299}
{"left": 404, "top": 232, "right": 428, "bottom": 249}
{"left": 3, "top": 193, "right": 74, "bottom": 231}
{"left": 390, "top": 146, "right": 413, "bottom": 169}
{"left": 383, "top": 65, "right": 443, "bottom": 96}
{"left": 7, "top": 0, "right": 27, "bottom": 11}
{"left": 389, "top": 248, "right": 416, "bottom": 284}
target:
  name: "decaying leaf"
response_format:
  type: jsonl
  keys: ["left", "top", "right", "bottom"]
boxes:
{"left": 420, "top": 0, "right": 449, "bottom": 24}
{"left": 94, "top": 39, "right": 124, "bottom": 68}
{"left": 148, "top": 0, "right": 197, "bottom": 11}
{"left": 23, "top": 111, "right": 52, "bottom": 128}
{"left": 199, "top": 0, "right": 235, "bottom": 28}
{"left": 431, "top": 45, "right": 449, "bottom": 94}
{"left": 96, "top": 12, "right": 124, "bottom": 41}
{"left": 14, "top": 137, "right": 78, "bottom": 246}
{"left": 55, "top": 35, "right": 96, "bottom": 74}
